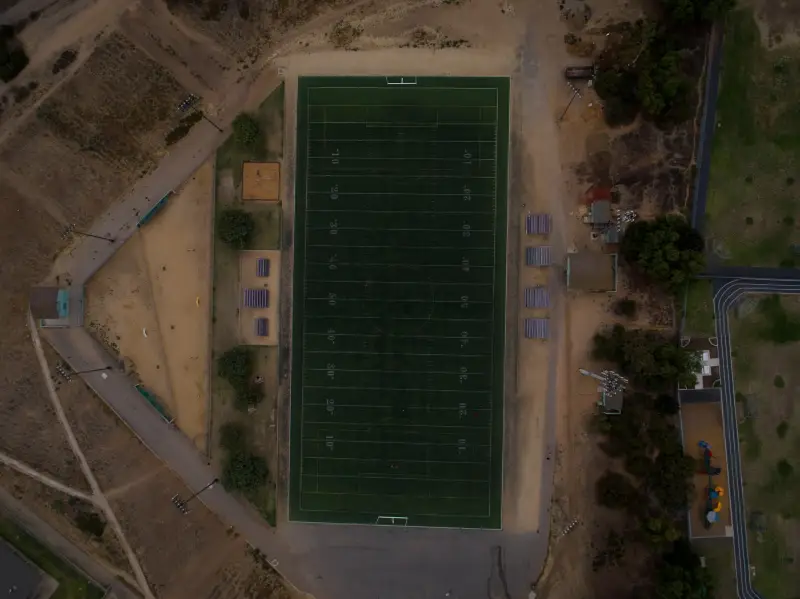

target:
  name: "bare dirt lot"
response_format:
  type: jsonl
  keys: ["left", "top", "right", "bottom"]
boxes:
{"left": 85, "top": 162, "right": 214, "bottom": 450}
{"left": 730, "top": 293, "right": 800, "bottom": 598}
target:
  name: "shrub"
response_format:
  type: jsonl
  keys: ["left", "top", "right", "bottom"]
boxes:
{"left": 222, "top": 451, "right": 270, "bottom": 493}
{"left": 233, "top": 384, "right": 265, "bottom": 412}
{"left": 777, "top": 458, "right": 794, "bottom": 479}
{"left": 774, "top": 374, "right": 785, "bottom": 388}
{"left": 776, "top": 421, "right": 789, "bottom": 439}
{"left": 232, "top": 113, "right": 260, "bottom": 147}
{"left": 614, "top": 298, "right": 638, "bottom": 318}
{"left": 620, "top": 215, "right": 705, "bottom": 293}
{"left": 0, "top": 35, "right": 29, "bottom": 83}
{"left": 218, "top": 346, "right": 254, "bottom": 388}
{"left": 74, "top": 511, "right": 106, "bottom": 538}
{"left": 217, "top": 208, "right": 255, "bottom": 250}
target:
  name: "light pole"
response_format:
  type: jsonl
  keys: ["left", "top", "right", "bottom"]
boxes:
{"left": 171, "top": 478, "right": 220, "bottom": 515}
{"left": 177, "top": 94, "right": 223, "bottom": 133}
{"left": 62, "top": 225, "right": 115, "bottom": 243}
{"left": 73, "top": 366, "right": 112, "bottom": 375}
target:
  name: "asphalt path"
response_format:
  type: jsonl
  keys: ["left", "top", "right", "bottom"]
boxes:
{"left": 691, "top": 24, "right": 724, "bottom": 232}
{"left": 712, "top": 277, "right": 800, "bottom": 599}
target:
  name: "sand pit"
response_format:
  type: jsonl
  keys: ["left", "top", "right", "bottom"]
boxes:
{"left": 85, "top": 161, "right": 214, "bottom": 450}
{"left": 242, "top": 162, "right": 281, "bottom": 201}
{"left": 680, "top": 400, "right": 732, "bottom": 538}
{"left": 238, "top": 250, "right": 281, "bottom": 346}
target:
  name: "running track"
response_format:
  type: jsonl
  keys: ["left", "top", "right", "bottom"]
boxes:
{"left": 712, "top": 277, "right": 800, "bottom": 599}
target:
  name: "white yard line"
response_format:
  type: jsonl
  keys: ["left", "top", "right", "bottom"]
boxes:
{"left": 0, "top": 450, "right": 96, "bottom": 504}
{"left": 28, "top": 310, "right": 155, "bottom": 599}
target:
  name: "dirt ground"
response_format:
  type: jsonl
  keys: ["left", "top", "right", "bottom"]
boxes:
{"left": 680, "top": 400, "right": 732, "bottom": 539}
{"left": 85, "top": 161, "right": 214, "bottom": 450}
{"left": 729, "top": 294, "right": 800, "bottom": 598}
{"left": 43, "top": 340, "right": 292, "bottom": 599}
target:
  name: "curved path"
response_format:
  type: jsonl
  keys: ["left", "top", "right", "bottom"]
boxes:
{"left": 713, "top": 277, "right": 800, "bottom": 599}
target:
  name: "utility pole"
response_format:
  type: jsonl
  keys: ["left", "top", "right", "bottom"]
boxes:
{"left": 177, "top": 94, "right": 223, "bottom": 133}
{"left": 171, "top": 478, "right": 219, "bottom": 515}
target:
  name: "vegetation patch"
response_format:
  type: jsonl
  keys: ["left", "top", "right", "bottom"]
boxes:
{"left": 621, "top": 215, "right": 705, "bottom": 294}
{"left": 217, "top": 346, "right": 265, "bottom": 412}
{"left": 593, "top": 324, "right": 701, "bottom": 391}
{"left": 706, "top": 10, "right": 800, "bottom": 266}
{"left": 51, "top": 49, "right": 78, "bottom": 75}
{"left": 0, "top": 25, "right": 29, "bottom": 83}
{"left": 0, "top": 517, "right": 105, "bottom": 599}
{"left": 218, "top": 421, "right": 275, "bottom": 525}
{"left": 683, "top": 279, "right": 715, "bottom": 337}
{"left": 217, "top": 208, "right": 256, "bottom": 250}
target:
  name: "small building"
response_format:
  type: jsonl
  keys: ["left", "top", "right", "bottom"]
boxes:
{"left": 242, "top": 162, "right": 281, "bottom": 202}
{"left": 585, "top": 200, "right": 612, "bottom": 229}
{"left": 0, "top": 540, "right": 42, "bottom": 599}
{"left": 29, "top": 287, "right": 71, "bottom": 328}
{"left": 599, "top": 390, "right": 623, "bottom": 415}
{"left": 566, "top": 252, "right": 618, "bottom": 292}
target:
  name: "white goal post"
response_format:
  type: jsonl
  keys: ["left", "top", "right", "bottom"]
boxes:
{"left": 385, "top": 76, "right": 418, "bottom": 86}
{"left": 376, "top": 516, "right": 409, "bottom": 526}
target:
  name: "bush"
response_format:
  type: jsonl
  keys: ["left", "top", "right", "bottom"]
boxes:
{"left": 0, "top": 35, "right": 29, "bottom": 83}
{"left": 218, "top": 346, "right": 254, "bottom": 388}
{"left": 614, "top": 298, "right": 638, "bottom": 318}
{"left": 217, "top": 209, "right": 255, "bottom": 250}
{"left": 74, "top": 511, "right": 106, "bottom": 538}
{"left": 777, "top": 458, "right": 794, "bottom": 479}
{"left": 219, "top": 422, "right": 248, "bottom": 453}
{"left": 655, "top": 393, "right": 679, "bottom": 415}
{"left": 596, "top": 471, "right": 642, "bottom": 512}
{"left": 777, "top": 421, "right": 789, "bottom": 439}
{"left": 774, "top": 374, "right": 785, "bottom": 388}
{"left": 232, "top": 113, "right": 260, "bottom": 147}
{"left": 620, "top": 215, "right": 705, "bottom": 293}
{"left": 222, "top": 451, "right": 270, "bottom": 493}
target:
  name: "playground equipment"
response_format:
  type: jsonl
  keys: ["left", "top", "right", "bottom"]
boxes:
{"left": 698, "top": 440, "right": 722, "bottom": 475}
{"left": 699, "top": 441, "right": 725, "bottom": 527}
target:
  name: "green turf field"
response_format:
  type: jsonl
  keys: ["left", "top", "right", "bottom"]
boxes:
{"left": 290, "top": 76, "right": 510, "bottom": 529}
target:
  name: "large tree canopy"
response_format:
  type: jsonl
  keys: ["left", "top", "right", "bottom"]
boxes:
{"left": 660, "top": 0, "right": 736, "bottom": 24}
{"left": 621, "top": 215, "right": 705, "bottom": 292}
{"left": 593, "top": 324, "right": 701, "bottom": 391}
{"left": 217, "top": 208, "right": 255, "bottom": 250}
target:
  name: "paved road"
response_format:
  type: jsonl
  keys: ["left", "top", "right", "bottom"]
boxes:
{"left": 712, "top": 277, "right": 800, "bottom": 599}
{"left": 690, "top": 24, "right": 724, "bottom": 232}
{"left": 0, "top": 486, "right": 140, "bottom": 599}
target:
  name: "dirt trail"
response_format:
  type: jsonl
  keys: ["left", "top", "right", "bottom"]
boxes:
{"left": 0, "top": 450, "right": 95, "bottom": 502}
{"left": 28, "top": 309, "right": 155, "bottom": 599}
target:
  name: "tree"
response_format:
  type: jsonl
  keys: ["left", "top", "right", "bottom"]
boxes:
{"left": 660, "top": 0, "right": 735, "bottom": 24}
{"left": 621, "top": 215, "right": 704, "bottom": 292}
{"left": 0, "top": 30, "right": 29, "bottom": 83}
{"left": 643, "top": 515, "right": 681, "bottom": 546}
{"left": 217, "top": 346, "right": 254, "bottom": 388}
{"left": 222, "top": 450, "right": 269, "bottom": 493}
{"left": 595, "top": 471, "right": 643, "bottom": 513}
{"left": 656, "top": 393, "right": 680, "bottom": 415}
{"left": 648, "top": 447, "right": 695, "bottom": 512}
{"left": 655, "top": 539, "right": 715, "bottom": 599}
{"left": 593, "top": 324, "right": 701, "bottom": 390}
{"left": 217, "top": 209, "right": 255, "bottom": 250}
{"left": 232, "top": 113, "right": 260, "bottom": 147}
{"left": 595, "top": 66, "right": 641, "bottom": 127}
{"left": 636, "top": 49, "right": 692, "bottom": 124}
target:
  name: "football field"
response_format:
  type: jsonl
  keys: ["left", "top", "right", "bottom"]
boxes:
{"left": 290, "top": 76, "right": 509, "bottom": 528}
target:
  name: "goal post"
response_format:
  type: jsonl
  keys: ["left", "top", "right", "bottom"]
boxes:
{"left": 385, "top": 76, "right": 417, "bottom": 86}
{"left": 375, "top": 516, "right": 408, "bottom": 526}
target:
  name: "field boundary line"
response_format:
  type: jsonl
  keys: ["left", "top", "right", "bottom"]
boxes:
{"left": 204, "top": 155, "right": 218, "bottom": 458}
